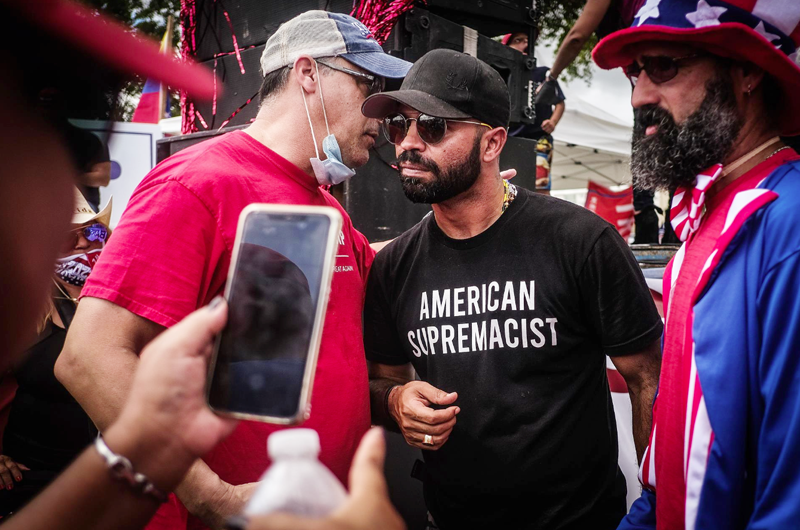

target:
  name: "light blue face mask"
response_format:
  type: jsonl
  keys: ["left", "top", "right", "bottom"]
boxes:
{"left": 301, "top": 62, "right": 357, "bottom": 186}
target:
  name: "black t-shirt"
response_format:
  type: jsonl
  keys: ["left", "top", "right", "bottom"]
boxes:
{"left": 4, "top": 320, "right": 98, "bottom": 472}
{"left": 364, "top": 188, "right": 663, "bottom": 529}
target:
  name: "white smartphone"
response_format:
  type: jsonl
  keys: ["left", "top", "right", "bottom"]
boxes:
{"left": 206, "top": 204, "right": 343, "bottom": 424}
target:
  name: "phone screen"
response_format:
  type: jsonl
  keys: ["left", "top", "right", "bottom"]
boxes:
{"left": 207, "top": 209, "right": 334, "bottom": 421}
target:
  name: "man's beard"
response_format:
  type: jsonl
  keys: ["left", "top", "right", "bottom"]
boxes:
{"left": 397, "top": 135, "right": 482, "bottom": 204}
{"left": 631, "top": 75, "right": 743, "bottom": 192}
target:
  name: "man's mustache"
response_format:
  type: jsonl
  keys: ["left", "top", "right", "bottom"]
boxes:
{"left": 633, "top": 105, "right": 675, "bottom": 135}
{"left": 395, "top": 150, "right": 440, "bottom": 175}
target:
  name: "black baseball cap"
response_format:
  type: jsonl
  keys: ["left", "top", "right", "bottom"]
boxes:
{"left": 362, "top": 49, "right": 510, "bottom": 129}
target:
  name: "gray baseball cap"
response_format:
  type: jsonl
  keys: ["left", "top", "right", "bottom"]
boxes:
{"left": 260, "top": 11, "right": 412, "bottom": 79}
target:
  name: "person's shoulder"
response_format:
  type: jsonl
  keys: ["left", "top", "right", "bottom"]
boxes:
{"left": 137, "top": 131, "right": 260, "bottom": 199}
{"left": 756, "top": 159, "right": 800, "bottom": 255}
{"left": 372, "top": 214, "right": 430, "bottom": 268}
{"left": 517, "top": 187, "right": 612, "bottom": 235}
{"left": 764, "top": 158, "right": 800, "bottom": 195}
{"left": 760, "top": 160, "right": 800, "bottom": 220}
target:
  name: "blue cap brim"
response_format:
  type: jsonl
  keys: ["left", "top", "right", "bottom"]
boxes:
{"left": 341, "top": 51, "right": 412, "bottom": 79}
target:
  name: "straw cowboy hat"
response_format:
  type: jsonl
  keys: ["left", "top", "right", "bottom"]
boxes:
{"left": 73, "top": 188, "right": 112, "bottom": 227}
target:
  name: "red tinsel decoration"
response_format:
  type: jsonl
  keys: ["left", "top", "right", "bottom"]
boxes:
{"left": 179, "top": 1, "right": 419, "bottom": 134}
{"left": 179, "top": 0, "right": 197, "bottom": 134}
{"left": 351, "top": 0, "right": 423, "bottom": 44}
{"left": 180, "top": 0, "right": 252, "bottom": 134}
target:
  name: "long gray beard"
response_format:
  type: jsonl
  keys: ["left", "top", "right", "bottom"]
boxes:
{"left": 631, "top": 76, "right": 742, "bottom": 192}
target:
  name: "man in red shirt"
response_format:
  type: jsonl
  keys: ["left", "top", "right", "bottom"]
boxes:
{"left": 593, "top": 1, "right": 800, "bottom": 528}
{"left": 56, "top": 11, "right": 411, "bottom": 530}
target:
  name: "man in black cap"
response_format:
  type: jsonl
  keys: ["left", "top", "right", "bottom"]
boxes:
{"left": 361, "top": 49, "right": 663, "bottom": 529}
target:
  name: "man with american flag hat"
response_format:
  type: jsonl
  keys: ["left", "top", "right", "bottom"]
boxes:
{"left": 593, "top": 1, "right": 800, "bottom": 528}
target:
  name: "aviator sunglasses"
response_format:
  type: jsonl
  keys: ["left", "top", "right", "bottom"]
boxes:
{"left": 61, "top": 222, "right": 109, "bottom": 253}
{"left": 383, "top": 113, "right": 492, "bottom": 145}
{"left": 625, "top": 54, "right": 703, "bottom": 86}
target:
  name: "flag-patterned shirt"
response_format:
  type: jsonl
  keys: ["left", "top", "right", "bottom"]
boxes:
{"left": 621, "top": 150, "right": 800, "bottom": 530}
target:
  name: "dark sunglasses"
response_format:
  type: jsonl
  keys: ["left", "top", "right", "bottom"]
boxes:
{"left": 625, "top": 54, "right": 703, "bottom": 86}
{"left": 62, "top": 222, "right": 108, "bottom": 253}
{"left": 382, "top": 113, "right": 492, "bottom": 145}
{"left": 317, "top": 60, "right": 384, "bottom": 96}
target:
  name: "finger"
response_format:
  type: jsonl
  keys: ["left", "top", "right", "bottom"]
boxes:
{"left": 414, "top": 383, "right": 457, "bottom": 406}
{"left": 416, "top": 416, "right": 457, "bottom": 437}
{"left": 500, "top": 168, "right": 517, "bottom": 180}
{"left": 0, "top": 469, "right": 12, "bottom": 489}
{"left": 406, "top": 402, "right": 459, "bottom": 425}
{"left": 414, "top": 430, "right": 451, "bottom": 448}
{"left": 16, "top": 463, "right": 30, "bottom": 471}
{"left": 5, "top": 461, "right": 23, "bottom": 482}
{"left": 400, "top": 413, "right": 457, "bottom": 435}
{"left": 348, "top": 427, "right": 388, "bottom": 498}
{"left": 147, "top": 297, "right": 228, "bottom": 359}
{"left": 407, "top": 432, "right": 450, "bottom": 451}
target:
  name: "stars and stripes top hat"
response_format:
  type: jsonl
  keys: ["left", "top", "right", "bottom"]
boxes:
{"left": 592, "top": 0, "right": 800, "bottom": 135}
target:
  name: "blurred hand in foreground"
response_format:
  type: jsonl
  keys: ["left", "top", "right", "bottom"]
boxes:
{"left": 105, "top": 298, "right": 238, "bottom": 490}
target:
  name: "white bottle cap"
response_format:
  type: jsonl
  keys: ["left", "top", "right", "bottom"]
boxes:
{"left": 267, "top": 428, "right": 321, "bottom": 459}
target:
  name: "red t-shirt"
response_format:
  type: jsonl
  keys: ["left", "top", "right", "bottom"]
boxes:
{"left": 82, "top": 131, "right": 374, "bottom": 530}
{"left": 654, "top": 151, "right": 800, "bottom": 529}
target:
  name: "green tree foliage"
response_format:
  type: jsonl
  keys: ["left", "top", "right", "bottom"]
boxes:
{"left": 79, "top": 0, "right": 183, "bottom": 120}
{"left": 536, "top": 0, "right": 597, "bottom": 83}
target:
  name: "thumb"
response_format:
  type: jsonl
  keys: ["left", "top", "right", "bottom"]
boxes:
{"left": 348, "top": 427, "right": 388, "bottom": 498}
{"left": 17, "top": 463, "right": 30, "bottom": 471}
{"left": 418, "top": 383, "right": 457, "bottom": 406}
{"left": 500, "top": 168, "right": 517, "bottom": 180}
{"left": 149, "top": 297, "right": 228, "bottom": 359}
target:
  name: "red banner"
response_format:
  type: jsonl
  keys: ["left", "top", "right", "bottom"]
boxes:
{"left": 584, "top": 180, "right": 634, "bottom": 240}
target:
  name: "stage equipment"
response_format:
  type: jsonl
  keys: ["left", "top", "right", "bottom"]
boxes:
{"left": 181, "top": 1, "right": 539, "bottom": 133}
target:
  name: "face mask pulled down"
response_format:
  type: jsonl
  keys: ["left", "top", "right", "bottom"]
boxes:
{"left": 55, "top": 249, "right": 102, "bottom": 287}
{"left": 301, "top": 62, "right": 356, "bottom": 186}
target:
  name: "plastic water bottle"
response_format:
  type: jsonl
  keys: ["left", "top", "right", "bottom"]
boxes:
{"left": 244, "top": 429, "right": 347, "bottom": 517}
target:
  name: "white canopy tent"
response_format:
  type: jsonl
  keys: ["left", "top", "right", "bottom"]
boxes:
{"left": 550, "top": 93, "right": 634, "bottom": 192}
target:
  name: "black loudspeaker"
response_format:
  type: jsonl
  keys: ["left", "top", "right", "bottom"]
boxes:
{"left": 157, "top": 129, "right": 538, "bottom": 242}
{"left": 423, "top": 0, "right": 537, "bottom": 37}
{"left": 387, "top": 8, "right": 537, "bottom": 124}
{"left": 190, "top": 0, "right": 354, "bottom": 62}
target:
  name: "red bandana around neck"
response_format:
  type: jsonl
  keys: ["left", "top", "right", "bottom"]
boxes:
{"left": 670, "top": 165, "right": 723, "bottom": 242}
